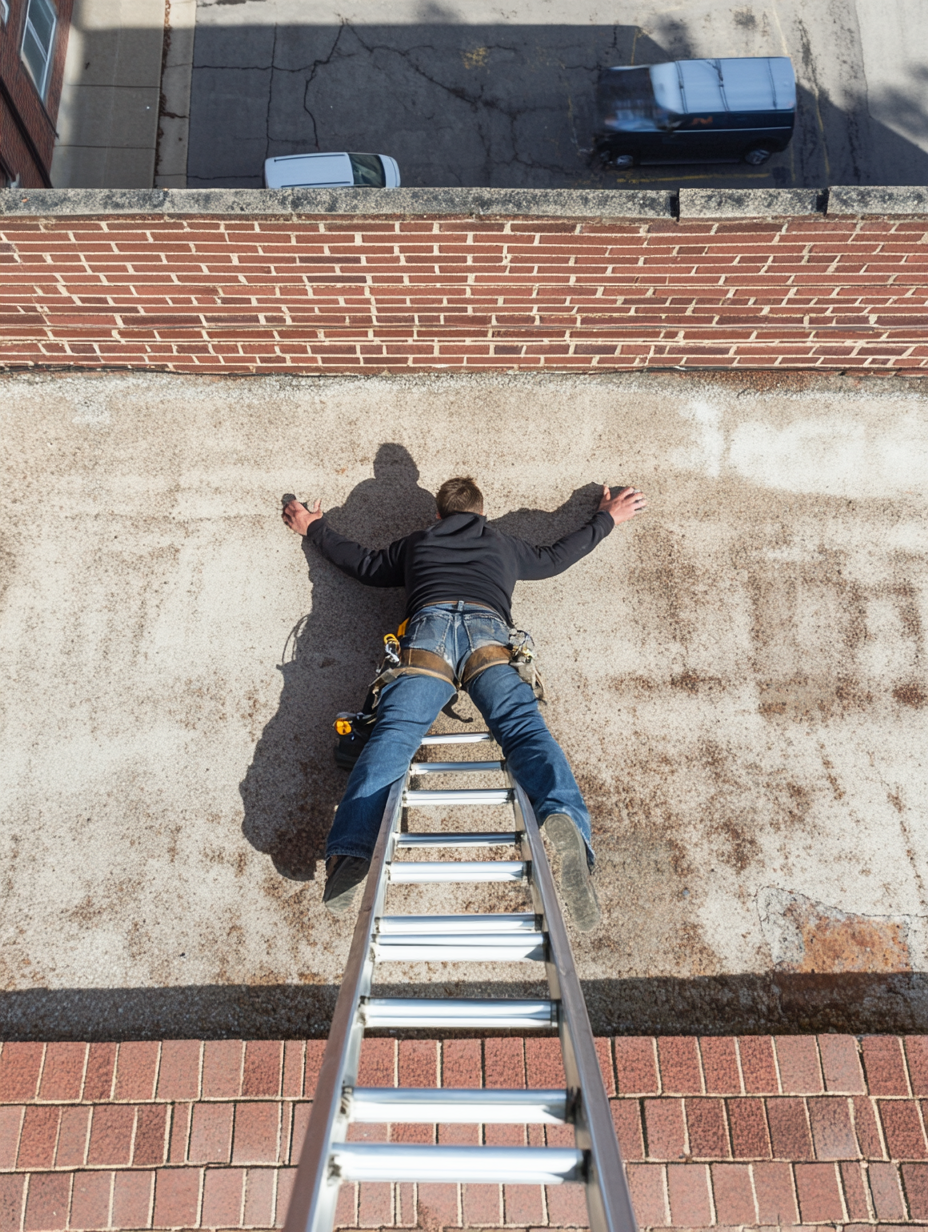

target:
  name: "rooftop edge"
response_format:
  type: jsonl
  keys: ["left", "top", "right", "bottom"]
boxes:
{"left": 0, "top": 185, "right": 925, "bottom": 219}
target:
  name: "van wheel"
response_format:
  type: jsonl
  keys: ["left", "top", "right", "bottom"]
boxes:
{"left": 609, "top": 153, "right": 636, "bottom": 170}
{"left": 743, "top": 145, "right": 773, "bottom": 166}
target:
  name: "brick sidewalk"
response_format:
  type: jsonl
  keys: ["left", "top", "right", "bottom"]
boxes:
{"left": 2, "top": 1035, "right": 928, "bottom": 1231}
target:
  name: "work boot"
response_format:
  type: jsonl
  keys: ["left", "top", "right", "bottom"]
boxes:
{"left": 543, "top": 814, "right": 601, "bottom": 932}
{"left": 323, "top": 854, "right": 371, "bottom": 916}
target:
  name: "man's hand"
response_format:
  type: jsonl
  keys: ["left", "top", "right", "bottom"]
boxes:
{"left": 598, "top": 483, "right": 647, "bottom": 526}
{"left": 282, "top": 498, "right": 322, "bottom": 536}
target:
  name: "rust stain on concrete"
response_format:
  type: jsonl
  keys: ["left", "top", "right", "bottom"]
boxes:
{"left": 894, "top": 682, "right": 927, "bottom": 708}
{"left": 758, "top": 888, "right": 914, "bottom": 974}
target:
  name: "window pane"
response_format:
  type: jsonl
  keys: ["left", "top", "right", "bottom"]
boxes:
{"left": 22, "top": 25, "right": 48, "bottom": 87}
{"left": 349, "top": 154, "right": 386, "bottom": 187}
{"left": 29, "top": 0, "right": 56, "bottom": 46}
{"left": 21, "top": 0, "right": 56, "bottom": 95}
{"left": 596, "top": 67, "right": 672, "bottom": 133}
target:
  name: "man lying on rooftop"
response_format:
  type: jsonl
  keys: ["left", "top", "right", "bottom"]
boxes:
{"left": 283, "top": 476, "right": 646, "bottom": 931}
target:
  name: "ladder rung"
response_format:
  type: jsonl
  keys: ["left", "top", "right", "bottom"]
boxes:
{"left": 361, "top": 997, "right": 557, "bottom": 1029}
{"left": 378, "top": 914, "right": 539, "bottom": 934}
{"left": 388, "top": 860, "right": 527, "bottom": 883}
{"left": 404, "top": 788, "right": 513, "bottom": 806}
{"left": 396, "top": 831, "right": 518, "bottom": 848}
{"left": 330, "top": 1143, "right": 585, "bottom": 1184}
{"left": 349, "top": 1088, "right": 569, "bottom": 1124}
{"left": 410, "top": 761, "right": 504, "bottom": 774}
{"left": 374, "top": 933, "right": 545, "bottom": 962}
{"left": 419, "top": 733, "right": 493, "bottom": 745}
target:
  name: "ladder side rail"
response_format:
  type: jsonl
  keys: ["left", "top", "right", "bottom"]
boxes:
{"left": 284, "top": 776, "right": 406, "bottom": 1232}
{"left": 510, "top": 778, "right": 638, "bottom": 1232}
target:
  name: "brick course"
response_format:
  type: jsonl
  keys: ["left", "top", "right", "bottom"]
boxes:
{"left": 0, "top": 1036, "right": 927, "bottom": 1229}
{"left": 0, "top": 215, "right": 926, "bottom": 374}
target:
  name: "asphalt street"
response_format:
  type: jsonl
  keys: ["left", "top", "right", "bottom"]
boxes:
{"left": 187, "top": 0, "right": 928, "bottom": 190}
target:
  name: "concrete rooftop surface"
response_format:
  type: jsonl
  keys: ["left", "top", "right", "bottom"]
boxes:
{"left": 0, "top": 369, "right": 926, "bottom": 1039}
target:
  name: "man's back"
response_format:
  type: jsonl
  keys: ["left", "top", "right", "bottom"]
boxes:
{"left": 306, "top": 508, "right": 614, "bottom": 624}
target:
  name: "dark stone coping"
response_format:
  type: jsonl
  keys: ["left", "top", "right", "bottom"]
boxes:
{"left": 0, "top": 187, "right": 675, "bottom": 219}
{"left": 1, "top": 972, "right": 926, "bottom": 1039}
{"left": 0, "top": 185, "right": 925, "bottom": 219}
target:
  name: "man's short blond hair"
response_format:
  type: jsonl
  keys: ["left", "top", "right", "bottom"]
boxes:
{"left": 436, "top": 476, "right": 484, "bottom": 518}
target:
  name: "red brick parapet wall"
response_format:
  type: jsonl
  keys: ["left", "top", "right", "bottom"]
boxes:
{"left": 1, "top": 202, "right": 927, "bottom": 374}
{"left": 3, "top": 1034, "right": 928, "bottom": 1231}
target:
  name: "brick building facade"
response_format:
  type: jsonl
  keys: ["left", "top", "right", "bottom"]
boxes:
{"left": 0, "top": 0, "right": 72, "bottom": 187}
{"left": 1, "top": 187, "right": 926, "bottom": 374}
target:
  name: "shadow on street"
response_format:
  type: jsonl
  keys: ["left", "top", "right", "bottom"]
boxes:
{"left": 187, "top": 17, "right": 928, "bottom": 189}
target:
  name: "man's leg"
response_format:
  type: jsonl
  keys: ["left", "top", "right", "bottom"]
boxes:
{"left": 467, "top": 664, "right": 600, "bottom": 931}
{"left": 323, "top": 672, "right": 454, "bottom": 913}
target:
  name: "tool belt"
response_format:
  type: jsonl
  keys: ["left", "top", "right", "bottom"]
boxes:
{"left": 372, "top": 628, "right": 544, "bottom": 700}
{"left": 333, "top": 626, "right": 545, "bottom": 768}
{"left": 375, "top": 643, "right": 512, "bottom": 691}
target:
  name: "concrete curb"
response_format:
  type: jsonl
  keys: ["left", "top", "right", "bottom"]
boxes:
{"left": 678, "top": 187, "right": 824, "bottom": 217}
{"left": 1, "top": 184, "right": 926, "bottom": 219}
{"left": 827, "top": 185, "right": 928, "bottom": 216}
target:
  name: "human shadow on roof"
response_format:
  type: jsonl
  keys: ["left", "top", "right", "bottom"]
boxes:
{"left": 239, "top": 443, "right": 433, "bottom": 880}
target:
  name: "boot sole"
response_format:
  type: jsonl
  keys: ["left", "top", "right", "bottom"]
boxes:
{"left": 544, "top": 814, "right": 601, "bottom": 932}
{"left": 323, "top": 862, "right": 370, "bottom": 917}
{"left": 323, "top": 881, "right": 364, "bottom": 916}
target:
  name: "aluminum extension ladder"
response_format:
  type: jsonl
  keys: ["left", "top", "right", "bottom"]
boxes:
{"left": 285, "top": 731, "right": 637, "bottom": 1232}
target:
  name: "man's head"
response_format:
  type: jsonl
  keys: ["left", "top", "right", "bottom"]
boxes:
{"left": 436, "top": 476, "right": 484, "bottom": 519}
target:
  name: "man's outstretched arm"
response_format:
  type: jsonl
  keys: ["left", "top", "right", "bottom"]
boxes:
{"left": 282, "top": 498, "right": 406, "bottom": 587}
{"left": 514, "top": 484, "right": 647, "bottom": 580}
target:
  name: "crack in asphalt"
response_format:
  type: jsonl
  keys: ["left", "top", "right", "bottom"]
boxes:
{"left": 295, "top": 22, "right": 349, "bottom": 151}
{"left": 190, "top": 12, "right": 654, "bottom": 184}
{"left": 278, "top": 18, "right": 606, "bottom": 179}
{"left": 265, "top": 22, "right": 280, "bottom": 161}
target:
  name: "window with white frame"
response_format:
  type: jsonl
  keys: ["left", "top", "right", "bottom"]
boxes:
{"left": 1, "top": 0, "right": 11, "bottom": 26}
{"left": 21, "top": 0, "right": 57, "bottom": 99}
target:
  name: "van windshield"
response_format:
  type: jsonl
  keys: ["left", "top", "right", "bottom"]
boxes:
{"left": 597, "top": 67, "right": 676, "bottom": 132}
{"left": 349, "top": 154, "right": 386, "bottom": 187}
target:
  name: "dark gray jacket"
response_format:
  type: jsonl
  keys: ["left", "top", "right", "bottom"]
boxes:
{"left": 305, "top": 509, "right": 613, "bottom": 624}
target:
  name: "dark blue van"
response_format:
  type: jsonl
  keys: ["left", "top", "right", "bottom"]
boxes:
{"left": 595, "top": 57, "right": 796, "bottom": 168}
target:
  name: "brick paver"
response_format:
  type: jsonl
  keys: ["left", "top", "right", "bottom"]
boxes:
{"left": 0, "top": 1036, "right": 927, "bottom": 1228}
{"left": 738, "top": 1036, "right": 779, "bottom": 1095}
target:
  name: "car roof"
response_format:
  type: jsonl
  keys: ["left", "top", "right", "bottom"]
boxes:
{"left": 649, "top": 57, "right": 795, "bottom": 114}
{"left": 264, "top": 152, "right": 353, "bottom": 188}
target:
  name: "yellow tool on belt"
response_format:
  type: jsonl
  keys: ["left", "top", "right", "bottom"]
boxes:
{"left": 334, "top": 621, "right": 408, "bottom": 737}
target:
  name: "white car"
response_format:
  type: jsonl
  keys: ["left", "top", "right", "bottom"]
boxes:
{"left": 263, "top": 152, "right": 401, "bottom": 188}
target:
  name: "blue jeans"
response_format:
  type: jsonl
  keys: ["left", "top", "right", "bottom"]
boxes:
{"left": 325, "top": 602, "right": 594, "bottom": 866}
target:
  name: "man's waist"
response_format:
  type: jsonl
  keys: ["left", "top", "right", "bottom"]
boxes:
{"left": 411, "top": 599, "right": 505, "bottom": 618}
